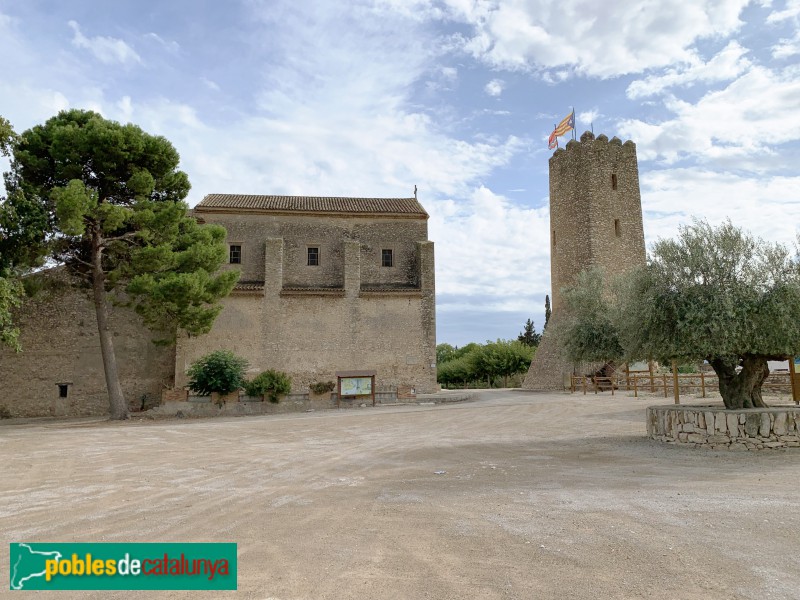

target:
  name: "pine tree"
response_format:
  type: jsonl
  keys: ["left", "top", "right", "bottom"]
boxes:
{"left": 4, "top": 110, "right": 239, "bottom": 419}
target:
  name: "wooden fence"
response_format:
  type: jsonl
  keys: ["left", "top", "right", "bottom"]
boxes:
{"left": 570, "top": 365, "right": 799, "bottom": 405}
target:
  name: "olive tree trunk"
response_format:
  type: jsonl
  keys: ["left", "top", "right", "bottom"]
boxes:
{"left": 91, "top": 228, "right": 129, "bottom": 420}
{"left": 709, "top": 355, "right": 769, "bottom": 409}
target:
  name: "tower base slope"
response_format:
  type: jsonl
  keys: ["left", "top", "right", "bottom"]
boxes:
{"left": 522, "top": 331, "right": 573, "bottom": 391}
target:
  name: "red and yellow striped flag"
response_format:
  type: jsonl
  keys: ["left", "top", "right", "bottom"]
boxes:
{"left": 547, "top": 109, "right": 575, "bottom": 149}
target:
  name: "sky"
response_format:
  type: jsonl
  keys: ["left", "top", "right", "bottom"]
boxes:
{"left": 1, "top": 0, "right": 799, "bottom": 347}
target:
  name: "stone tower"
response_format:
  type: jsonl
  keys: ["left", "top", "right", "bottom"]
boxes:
{"left": 522, "top": 131, "right": 646, "bottom": 390}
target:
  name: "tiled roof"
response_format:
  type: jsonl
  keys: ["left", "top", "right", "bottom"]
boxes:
{"left": 195, "top": 194, "right": 428, "bottom": 217}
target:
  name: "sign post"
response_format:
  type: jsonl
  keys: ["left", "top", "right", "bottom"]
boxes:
{"left": 335, "top": 370, "right": 377, "bottom": 407}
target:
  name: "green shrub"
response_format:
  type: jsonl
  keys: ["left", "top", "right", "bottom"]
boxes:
{"left": 245, "top": 370, "right": 292, "bottom": 403}
{"left": 309, "top": 381, "right": 335, "bottom": 395}
{"left": 187, "top": 350, "right": 248, "bottom": 396}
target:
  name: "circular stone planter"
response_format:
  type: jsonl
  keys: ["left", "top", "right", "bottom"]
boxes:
{"left": 647, "top": 404, "right": 800, "bottom": 450}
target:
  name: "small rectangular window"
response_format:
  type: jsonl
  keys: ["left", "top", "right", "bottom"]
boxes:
{"left": 552, "top": 230, "right": 556, "bottom": 247}
{"left": 229, "top": 244, "right": 242, "bottom": 264}
{"left": 307, "top": 247, "right": 319, "bottom": 266}
{"left": 614, "top": 219, "right": 621, "bottom": 237}
{"left": 611, "top": 173, "right": 618, "bottom": 190}
{"left": 58, "top": 384, "right": 69, "bottom": 398}
{"left": 381, "top": 249, "right": 393, "bottom": 267}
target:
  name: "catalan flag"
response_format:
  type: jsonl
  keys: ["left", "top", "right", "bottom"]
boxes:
{"left": 547, "top": 109, "right": 575, "bottom": 149}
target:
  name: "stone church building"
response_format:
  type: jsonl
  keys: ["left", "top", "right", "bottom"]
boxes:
{"left": 183, "top": 194, "right": 437, "bottom": 395}
{"left": 0, "top": 194, "right": 437, "bottom": 418}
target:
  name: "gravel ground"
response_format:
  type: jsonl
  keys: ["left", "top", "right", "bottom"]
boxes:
{"left": 2, "top": 390, "right": 799, "bottom": 599}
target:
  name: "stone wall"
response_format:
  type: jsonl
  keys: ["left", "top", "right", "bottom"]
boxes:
{"left": 647, "top": 405, "right": 800, "bottom": 450}
{"left": 549, "top": 131, "right": 646, "bottom": 311}
{"left": 206, "top": 211, "right": 428, "bottom": 290}
{"left": 0, "top": 274, "right": 175, "bottom": 418}
{"left": 522, "top": 314, "right": 571, "bottom": 390}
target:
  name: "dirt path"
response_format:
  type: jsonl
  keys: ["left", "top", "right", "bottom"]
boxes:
{"left": 2, "top": 391, "right": 799, "bottom": 599}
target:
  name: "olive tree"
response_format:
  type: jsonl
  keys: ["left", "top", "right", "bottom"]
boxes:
{"left": 617, "top": 220, "right": 800, "bottom": 409}
{"left": 562, "top": 220, "right": 800, "bottom": 409}
{"left": 560, "top": 268, "right": 623, "bottom": 365}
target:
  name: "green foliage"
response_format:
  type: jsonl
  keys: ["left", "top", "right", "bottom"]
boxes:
{"left": 0, "top": 116, "right": 26, "bottom": 350}
{"left": 517, "top": 318, "right": 541, "bottom": 347}
{"left": 616, "top": 220, "right": 800, "bottom": 364}
{"left": 187, "top": 350, "right": 249, "bottom": 396}
{"left": 436, "top": 340, "right": 533, "bottom": 388}
{"left": 470, "top": 339, "right": 534, "bottom": 387}
{"left": 309, "top": 381, "right": 335, "bottom": 395}
{"left": 436, "top": 356, "right": 473, "bottom": 388}
{"left": 2, "top": 110, "right": 239, "bottom": 417}
{"left": 0, "top": 188, "right": 50, "bottom": 273}
{"left": 0, "top": 115, "right": 14, "bottom": 157}
{"left": 562, "top": 220, "right": 800, "bottom": 409}
{"left": 436, "top": 343, "right": 457, "bottom": 365}
{"left": 245, "top": 370, "right": 292, "bottom": 403}
{"left": 453, "top": 342, "right": 481, "bottom": 360}
{"left": 0, "top": 276, "right": 23, "bottom": 351}
{"left": 560, "top": 268, "right": 624, "bottom": 363}
{"left": 123, "top": 206, "right": 239, "bottom": 343}
{"left": 544, "top": 295, "right": 551, "bottom": 330}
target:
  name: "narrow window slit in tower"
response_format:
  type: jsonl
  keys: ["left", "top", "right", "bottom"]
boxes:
{"left": 611, "top": 173, "right": 618, "bottom": 190}
{"left": 614, "top": 219, "right": 621, "bottom": 237}
{"left": 552, "top": 230, "right": 556, "bottom": 247}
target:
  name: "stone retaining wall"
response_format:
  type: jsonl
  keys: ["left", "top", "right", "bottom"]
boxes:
{"left": 647, "top": 405, "right": 800, "bottom": 450}
{"left": 146, "top": 390, "right": 477, "bottom": 418}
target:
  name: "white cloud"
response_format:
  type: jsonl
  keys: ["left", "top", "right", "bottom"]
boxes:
{"left": 68, "top": 20, "right": 141, "bottom": 66}
{"left": 440, "top": 66, "right": 458, "bottom": 81}
{"left": 772, "top": 30, "right": 800, "bottom": 58}
{"left": 766, "top": 0, "right": 800, "bottom": 22}
{"left": 484, "top": 78, "right": 504, "bottom": 96}
{"left": 200, "top": 77, "right": 220, "bottom": 91}
{"left": 618, "top": 66, "right": 800, "bottom": 166}
{"left": 429, "top": 187, "right": 550, "bottom": 311}
{"left": 145, "top": 32, "right": 180, "bottom": 54}
{"left": 640, "top": 167, "right": 800, "bottom": 248}
{"left": 627, "top": 41, "right": 751, "bottom": 99}
{"left": 577, "top": 109, "right": 600, "bottom": 128}
{"left": 438, "top": 0, "right": 749, "bottom": 77}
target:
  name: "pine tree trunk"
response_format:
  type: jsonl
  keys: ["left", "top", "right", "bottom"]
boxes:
{"left": 709, "top": 355, "right": 770, "bottom": 409}
{"left": 91, "top": 229, "right": 129, "bottom": 420}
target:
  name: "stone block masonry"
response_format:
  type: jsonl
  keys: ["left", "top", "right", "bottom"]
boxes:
{"left": 0, "top": 271, "right": 175, "bottom": 418}
{"left": 647, "top": 405, "right": 800, "bottom": 450}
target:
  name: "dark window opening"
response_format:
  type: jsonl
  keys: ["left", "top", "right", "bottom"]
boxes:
{"left": 611, "top": 173, "right": 618, "bottom": 190}
{"left": 614, "top": 219, "right": 621, "bottom": 237}
{"left": 229, "top": 244, "right": 242, "bottom": 264}
{"left": 58, "top": 384, "right": 69, "bottom": 398}
{"left": 552, "top": 230, "right": 556, "bottom": 247}
{"left": 307, "top": 247, "right": 319, "bottom": 266}
{"left": 381, "top": 248, "right": 393, "bottom": 267}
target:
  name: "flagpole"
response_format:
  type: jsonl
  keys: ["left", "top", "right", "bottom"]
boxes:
{"left": 572, "top": 107, "right": 576, "bottom": 140}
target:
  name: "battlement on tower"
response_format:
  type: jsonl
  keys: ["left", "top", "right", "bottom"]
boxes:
{"left": 552, "top": 131, "right": 637, "bottom": 164}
